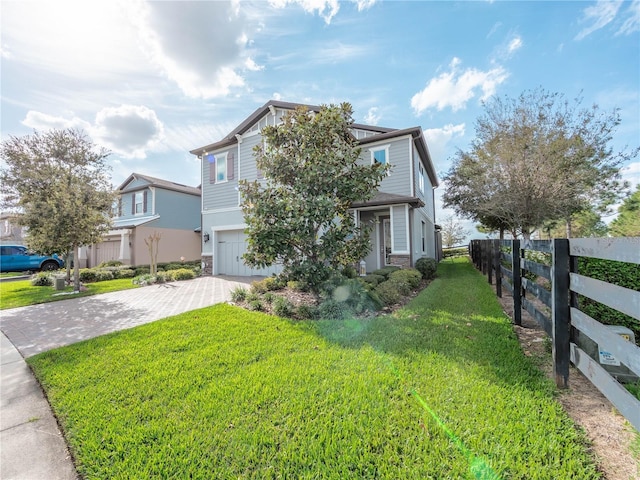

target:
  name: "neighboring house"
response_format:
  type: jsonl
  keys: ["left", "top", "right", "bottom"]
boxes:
{"left": 0, "top": 212, "right": 26, "bottom": 244}
{"left": 82, "top": 173, "right": 201, "bottom": 267}
{"left": 190, "top": 100, "right": 439, "bottom": 276}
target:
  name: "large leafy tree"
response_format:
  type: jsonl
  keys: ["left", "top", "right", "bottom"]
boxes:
{"left": 443, "top": 88, "right": 637, "bottom": 238}
{"left": 609, "top": 184, "right": 640, "bottom": 237}
{"left": 239, "top": 103, "right": 388, "bottom": 290}
{"left": 1, "top": 129, "right": 115, "bottom": 290}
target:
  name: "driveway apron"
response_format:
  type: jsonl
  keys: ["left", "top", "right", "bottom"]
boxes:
{"left": 0, "top": 275, "right": 253, "bottom": 479}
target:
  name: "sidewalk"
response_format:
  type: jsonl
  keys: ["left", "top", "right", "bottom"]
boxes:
{"left": 0, "top": 275, "right": 253, "bottom": 479}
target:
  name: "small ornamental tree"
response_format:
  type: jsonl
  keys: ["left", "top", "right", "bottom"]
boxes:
{"left": 1, "top": 129, "right": 115, "bottom": 291}
{"left": 239, "top": 103, "right": 388, "bottom": 291}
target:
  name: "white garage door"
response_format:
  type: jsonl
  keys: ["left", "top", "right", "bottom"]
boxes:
{"left": 216, "top": 230, "right": 283, "bottom": 277}
{"left": 95, "top": 239, "right": 121, "bottom": 265}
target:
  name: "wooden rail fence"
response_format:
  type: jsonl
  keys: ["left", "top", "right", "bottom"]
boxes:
{"left": 469, "top": 237, "right": 640, "bottom": 432}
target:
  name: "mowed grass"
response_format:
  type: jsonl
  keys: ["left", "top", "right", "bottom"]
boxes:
{"left": 0, "top": 277, "right": 140, "bottom": 309}
{"left": 28, "top": 258, "right": 600, "bottom": 479}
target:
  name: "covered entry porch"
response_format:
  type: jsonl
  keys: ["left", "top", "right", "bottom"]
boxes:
{"left": 351, "top": 192, "right": 424, "bottom": 273}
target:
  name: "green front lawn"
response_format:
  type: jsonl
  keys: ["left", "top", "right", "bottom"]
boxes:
{"left": 0, "top": 278, "right": 139, "bottom": 309}
{"left": 28, "top": 258, "right": 600, "bottom": 479}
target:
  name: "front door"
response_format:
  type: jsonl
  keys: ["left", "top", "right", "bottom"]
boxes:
{"left": 379, "top": 217, "right": 391, "bottom": 267}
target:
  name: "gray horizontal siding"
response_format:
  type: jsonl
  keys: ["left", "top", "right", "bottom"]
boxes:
{"left": 153, "top": 189, "right": 200, "bottom": 230}
{"left": 359, "top": 136, "right": 411, "bottom": 197}
{"left": 392, "top": 205, "right": 408, "bottom": 253}
{"left": 202, "top": 145, "right": 239, "bottom": 211}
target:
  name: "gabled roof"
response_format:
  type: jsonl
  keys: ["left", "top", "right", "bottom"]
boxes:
{"left": 117, "top": 173, "right": 201, "bottom": 196}
{"left": 189, "top": 99, "right": 438, "bottom": 188}
{"left": 189, "top": 100, "right": 395, "bottom": 156}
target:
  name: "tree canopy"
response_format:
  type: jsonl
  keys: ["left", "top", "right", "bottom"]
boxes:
{"left": 609, "top": 184, "right": 640, "bottom": 237}
{"left": 440, "top": 215, "right": 470, "bottom": 248}
{"left": 443, "top": 88, "right": 637, "bottom": 238}
{"left": 239, "top": 103, "right": 388, "bottom": 290}
{"left": 1, "top": 128, "right": 115, "bottom": 289}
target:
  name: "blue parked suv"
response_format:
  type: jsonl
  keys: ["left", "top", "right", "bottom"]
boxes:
{"left": 0, "top": 245, "right": 65, "bottom": 272}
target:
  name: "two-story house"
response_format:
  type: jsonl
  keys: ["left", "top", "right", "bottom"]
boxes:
{"left": 82, "top": 173, "right": 202, "bottom": 267}
{"left": 190, "top": 100, "right": 439, "bottom": 276}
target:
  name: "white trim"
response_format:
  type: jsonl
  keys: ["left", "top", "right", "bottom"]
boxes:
{"left": 243, "top": 128, "right": 261, "bottom": 138}
{"left": 409, "top": 137, "right": 415, "bottom": 197}
{"left": 369, "top": 144, "right": 390, "bottom": 164}
{"left": 403, "top": 204, "right": 411, "bottom": 255}
{"left": 213, "top": 224, "right": 247, "bottom": 232}
{"left": 201, "top": 206, "right": 242, "bottom": 215}
{"left": 149, "top": 186, "right": 156, "bottom": 215}
{"left": 388, "top": 208, "right": 395, "bottom": 253}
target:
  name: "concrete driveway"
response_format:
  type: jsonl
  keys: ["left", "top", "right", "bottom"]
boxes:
{"left": 0, "top": 275, "right": 254, "bottom": 479}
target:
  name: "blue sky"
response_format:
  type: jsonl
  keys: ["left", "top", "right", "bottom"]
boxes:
{"left": 2, "top": 0, "right": 639, "bottom": 234}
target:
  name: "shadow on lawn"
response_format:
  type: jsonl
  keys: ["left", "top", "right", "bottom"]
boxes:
{"left": 311, "top": 269, "right": 549, "bottom": 393}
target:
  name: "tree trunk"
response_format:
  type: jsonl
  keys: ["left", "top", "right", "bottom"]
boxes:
{"left": 73, "top": 244, "right": 81, "bottom": 292}
{"left": 65, "top": 249, "right": 71, "bottom": 283}
{"left": 566, "top": 218, "right": 572, "bottom": 238}
{"left": 499, "top": 227, "right": 505, "bottom": 240}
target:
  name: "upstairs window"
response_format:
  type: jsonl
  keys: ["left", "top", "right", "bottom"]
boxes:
{"left": 207, "top": 152, "right": 234, "bottom": 184}
{"left": 134, "top": 192, "right": 144, "bottom": 214}
{"left": 419, "top": 163, "right": 425, "bottom": 194}
{"left": 370, "top": 145, "right": 390, "bottom": 174}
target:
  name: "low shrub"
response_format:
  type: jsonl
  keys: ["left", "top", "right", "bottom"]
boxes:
{"left": 415, "top": 257, "right": 437, "bottom": 280}
{"left": 341, "top": 265, "right": 358, "bottom": 279}
{"left": 375, "top": 280, "right": 402, "bottom": 305}
{"left": 98, "top": 260, "right": 123, "bottom": 267}
{"left": 372, "top": 266, "right": 401, "bottom": 279}
{"left": 388, "top": 278, "right": 411, "bottom": 296}
{"left": 79, "top": 269, "right": 98, "bottom": 283}
{"left": 442, "top": 246, "right": 468, "bottom": 258}
{"left": 172, "top": 269, "right": 195, "bottom": 281}
{"left": 230, "top": 286, "right": 248, "bottom": 302}
{"left": 114, "top": 268, "right": 136, "bottom": 279}
{"left": 248, "top": 299, "right": 264, "bottom": 311}
{"left": 30, "top": 272, "right": 53, "bottom": 287}
{"left": 361, "top": 274, "right": 385, "bottom": 287}
{"left": 251, "top": 280, "right": 268, "bottom": 294}
{"left": 317, "top": 299, "right": 350, "bottom": 320}
{"left": 263, "top": 292, "right": 276, "bottom": 304}
{"left": 273, "top": 296, "right": 294, "bottom": 317}
{"left": 155, "top": 271, "right": 173, "bottom": 283}
{"left": 296, "top": 304, "right": 317, "bottom": 320}
{"left": 320, "top": 276, "right": 382, "bottom": 314}
{"left": 262, "top": 276, "right": 281, "bottom": 291}
{"left": 286, "top": 280, "right": 307, "bottom": 292}
{"left": 133, "top": 274, "right": 156, "bottom": 286}
{"left": 389, "top": 268, "right": 422, "bottom": 289}
{"left": 95, "top": 270, "right": 114, "bottom": 282}
{"left": 134, "top": 267, "right": 150, "bottom": 276}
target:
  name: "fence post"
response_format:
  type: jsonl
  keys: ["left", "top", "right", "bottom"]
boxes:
{"left": 487, "top": 241, "right": 494, "bottom": 285}
{"left": 494, "top": 239, "right": 502, "bottom": 297}
{"left": 552, "top": 238, "right": 570, "bottom": 389}
{"left": 512, "top": 239, "right": 521, "bottom": 326}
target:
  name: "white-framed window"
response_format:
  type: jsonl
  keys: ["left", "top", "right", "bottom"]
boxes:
{"left": 421, "top": 220, "right": 426, "bottom": 252}
{"left": 134, "top": 192, "right": 144, "bottom": 214}
{"left": 370, "top": 144, "right": 391, "bottom": 174}
{"left": 216, "top": 153, "right": 228, "bottom": 183}
{"left": 419, "top": 163, "right": 425, "bottom": 194}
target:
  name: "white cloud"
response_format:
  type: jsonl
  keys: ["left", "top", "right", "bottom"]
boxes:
{"left": 245, "top": 57, "right": 264, "bottom": 71}
{"left": 617, "top": 0, "right": 640, "bottom": 35}
{"left": 411, "top": 58, "right": 509, "bottom": 115}
{"left": 621, "top": 161, "right": 640, "bottom": 189}
{"left": 575, "top": 0, "right": 623, "bottom": 40}
{"left": 21, "top": 111, "right": 91, "bottom": 131}
{"left": 91, "top": 105, "right": 164, "bottom": 159}
{"left": 128, "top": 0, "right": 250, "bottom": 98}
{"left": 353, "top": 0, "right": 376, "bottom": 12}
{"left": 423, "top": 123, "right": 466, "bottom": 168}
{"left": 272, "top": 92, "right": 283, "bottom": 101}
{"left": 268, "top": 0, "right": 340, "bottom": 24}
{"left": 507, "top": 36, "right": 523, "bottom": 54}
{"left": 313, "top": 42, "right": 369, "bottom": 64}
{"left": 364, "top": 107, "right": 381, "bottom": 125}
